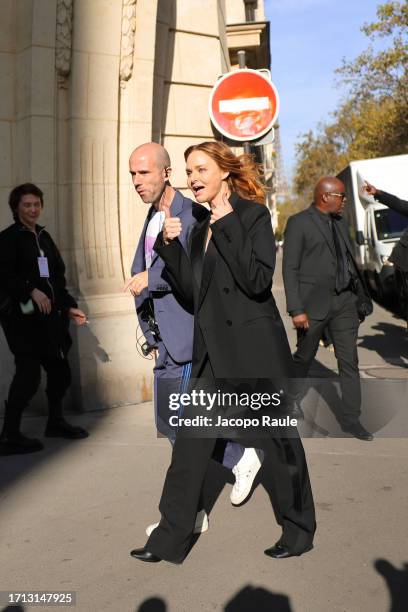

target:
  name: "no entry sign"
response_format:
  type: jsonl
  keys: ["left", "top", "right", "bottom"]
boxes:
{"left": 209, "top": 69, "right": 279, "bottom": 141}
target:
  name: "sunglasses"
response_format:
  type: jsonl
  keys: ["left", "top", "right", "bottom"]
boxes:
{"left": 326, "top": 192, "right": 347, "bottom": 201}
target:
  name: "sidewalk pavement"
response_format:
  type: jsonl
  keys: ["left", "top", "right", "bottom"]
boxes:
{"left": 1, "top": 256, "right": 407, "bottom": 612}
{"left": 1, "top": 405, "right": 408, "bottom": 612}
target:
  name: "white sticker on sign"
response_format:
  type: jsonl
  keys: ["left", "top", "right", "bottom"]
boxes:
{"left": 219, "top": 97, "right": 270, "bottom": 114}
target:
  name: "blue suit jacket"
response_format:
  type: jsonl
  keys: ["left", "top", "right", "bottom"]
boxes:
{"left": 131, "top": 190, "right": 195, "bottom": 364}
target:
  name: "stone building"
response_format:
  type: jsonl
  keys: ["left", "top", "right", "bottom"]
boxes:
{"left": 0, "top": 0, "right": 273, "bottom": 413}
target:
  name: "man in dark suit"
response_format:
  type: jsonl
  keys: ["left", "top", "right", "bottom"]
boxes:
{"left": 363, "top": 181, "right": 408, "bottom": 326}
{"left": 283, "top": 176, "right": 373, "bottom": 441}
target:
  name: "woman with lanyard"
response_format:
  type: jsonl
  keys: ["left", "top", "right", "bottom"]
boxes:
{"left": 0, "top": 183, "right": 88, "bottom": 456}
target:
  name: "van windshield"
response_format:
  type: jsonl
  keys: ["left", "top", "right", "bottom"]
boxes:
{"left": 374, "top": 209, "right": 408, "bottom": 240}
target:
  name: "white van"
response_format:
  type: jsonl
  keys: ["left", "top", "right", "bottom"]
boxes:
{"left": 338, "top": 154, "right": 408, "bottom": 298}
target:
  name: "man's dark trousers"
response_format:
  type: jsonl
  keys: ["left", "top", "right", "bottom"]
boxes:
{"left": 283, "top": 205, "right": 370, "bottom": 428}
{"left": 293, "top": 289, "right": 360, "bottom": 427}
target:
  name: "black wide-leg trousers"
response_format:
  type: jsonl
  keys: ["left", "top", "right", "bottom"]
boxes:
{"left": 147, "top": 432, "right": 315, "bottom": 563}
{"left": 146, "top": 357, "right": 316, "bottom": 563}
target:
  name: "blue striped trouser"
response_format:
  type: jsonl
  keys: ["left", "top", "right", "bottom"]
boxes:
{"left": 153, "top": 344, "right": 244, "bottom": 468}
{"left": 153, "top": 343, "right": 192, "bottom": 443}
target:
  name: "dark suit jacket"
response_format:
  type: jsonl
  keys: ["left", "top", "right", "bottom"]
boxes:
{"left": 154, "top": 193, "right": 293, "bottom": 379}
{"left": 375, "top": 190, "right": 408, "bottom": 272}
{"left": 283, "top": 205, "right": 371, "bottom": 321}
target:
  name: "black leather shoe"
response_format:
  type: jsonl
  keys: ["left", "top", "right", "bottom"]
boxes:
{"left": 264, "top": 543, "right": 313, "bottom": 559}
{"left": 342, "top": 422, "right": 373, "bottom": 441}
{"left": 45, "top": 419, "right": 89, "bottom": 439}
{"left": 130, "top": 547, "right": 161, "bottom": 563}
{"left": 0, "top": 433, "right": 44, "bottom": 456}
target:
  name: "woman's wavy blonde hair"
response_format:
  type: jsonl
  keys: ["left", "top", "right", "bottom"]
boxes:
{"left": 184, "top": 141, "right": 266, "bottom": 204}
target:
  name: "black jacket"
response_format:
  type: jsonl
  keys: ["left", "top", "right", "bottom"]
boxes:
{"left": 0, "top": 222, "right": 77, "bottom": 356}
{"left": 154, "top": 193, "right": 293, "bottom": 379}
{"left": 375, "top": 190, "right": 408, "bottom": 272}
{"left": 283, "top": 205, "right": 372, "bottom": 321}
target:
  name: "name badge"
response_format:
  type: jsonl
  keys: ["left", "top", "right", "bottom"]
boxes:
{"left": 38, "top": 256, "right": 50, "bottom": 278}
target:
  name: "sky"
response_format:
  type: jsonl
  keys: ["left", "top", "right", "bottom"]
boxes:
{"left": 265, "top": 0, "right": 386, "bottom": 184}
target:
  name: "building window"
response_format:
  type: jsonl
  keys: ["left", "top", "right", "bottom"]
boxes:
{"left": 244, "top": 0, "right": 257, "bottom": 22}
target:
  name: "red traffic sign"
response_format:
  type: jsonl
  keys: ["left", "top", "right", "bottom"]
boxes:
{"left": 209, "top": 69, "right": 279, "bottom": 141}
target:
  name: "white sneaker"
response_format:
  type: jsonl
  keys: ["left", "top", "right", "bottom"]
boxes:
{"left": 145, "top": 509, "right": 209, "bottom": 537}
{"left": 230, "top": 447, "right": 262, "bottom": 505}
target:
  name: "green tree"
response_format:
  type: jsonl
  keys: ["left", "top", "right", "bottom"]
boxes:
{"left": 293, "top": 1, "right": 408, "bottom": 200}
{"left": 275, "top": 196, "right": 308, "bottom": 241}
{"left": 293, "top": 128, "right": 347, "bottom": 202}
{"left": 337, "top": 0, "right": 408, "bottom": 100}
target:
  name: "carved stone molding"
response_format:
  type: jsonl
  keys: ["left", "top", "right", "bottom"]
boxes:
{"left": 120, "top": 0, "right": 137, "bottom": 88}
{"left": 80, "top": 137, "right": 116, "bottom": 281}
{"left": 56, "top": 0, "right": 74, "bottom": 88}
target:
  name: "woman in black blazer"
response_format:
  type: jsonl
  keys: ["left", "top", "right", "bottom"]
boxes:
{"left": 131, "top": 141, "right": 315, "bottom": 564}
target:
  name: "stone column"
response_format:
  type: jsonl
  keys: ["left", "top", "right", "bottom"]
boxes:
{"left": 0, "top": 0, "right": 232, "bottom": 414}
{"left": 0, "top": 0, "right": 60, "bottom": 410}
{"left": 118, "top": 0, "right": 158, "bottom": 279}
{"left": 153, "top": 0, "right": 231, "bottom": 190}
{"left": 63, "top": 0, "right": 153, "bottom": 410}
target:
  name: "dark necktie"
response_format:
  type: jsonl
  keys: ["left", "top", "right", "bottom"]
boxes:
{"left": 331, "top": 217, "right": 349, "bottom": 293}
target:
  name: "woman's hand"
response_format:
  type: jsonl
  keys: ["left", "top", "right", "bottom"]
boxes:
{"left": 68, "top": 307, "right": 87, "bottom": 326}
{"left": 210, "top": 192, "right": 233, "bottom": 224}
{"left": 30, "top": 288, "right": 52, "bottom": 315}
{"left": 163, "top": 207, "right": 182, "bottom": 244}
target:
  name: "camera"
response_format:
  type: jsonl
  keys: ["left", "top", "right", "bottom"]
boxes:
{"left": 139, "top": 299, "right": 162, "bottom": 343}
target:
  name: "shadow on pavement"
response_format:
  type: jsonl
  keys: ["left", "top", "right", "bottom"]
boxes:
{"left": 136, "top": 598, "right": 166, "bottom": 611}
{"left": 358, "top": 322, "right": 408, "bottom": 367}
{"left": 294, "top": 360, "right": 344, "bottom": 436}
{"left": 295, "top": 357, "right": 405, "bottom": 437}
{"left": 375, "top": 559, "right": 408, "bottom": 612}
{"left": 0, "top": 309, "right": 121, "bottom": 498}
{"left": 135, "top": 587, "right": 293, "bottom": 612}
{"left": 372, "top": 292, "right": 407, "bottom": 324}
{"left": 1, "top": 607, "right": 25, "bottom": 611}
{"left": 225, "top": 585, "right": 292, "bottom": 611}
{"left": 0, "top": 410, "right": 106, "bottom": 498}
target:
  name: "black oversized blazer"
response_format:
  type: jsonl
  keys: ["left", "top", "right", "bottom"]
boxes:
{"left": 154, "top": 192, "right": 293, "bottom": 379}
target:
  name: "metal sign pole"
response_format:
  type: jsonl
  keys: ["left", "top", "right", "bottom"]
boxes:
{"left": 237, "top": 50, "right": 251, "bottom": 155}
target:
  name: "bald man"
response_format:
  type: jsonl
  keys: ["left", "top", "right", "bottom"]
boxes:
{"left": 126, "top": 143, "right": 195, "bottom": 441}
{"left": 125, "top": 143, "right": 257, "bottom": 536}
{"left": 283, "top": 176, "right": 373, "bottom": 440}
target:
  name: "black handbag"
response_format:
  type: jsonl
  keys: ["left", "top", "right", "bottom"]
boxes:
{"left": 356, "top": 294, "right": 373, "bottom": 319}
{"left": 350, "top": 275, "right": 373, "bottom": 320}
